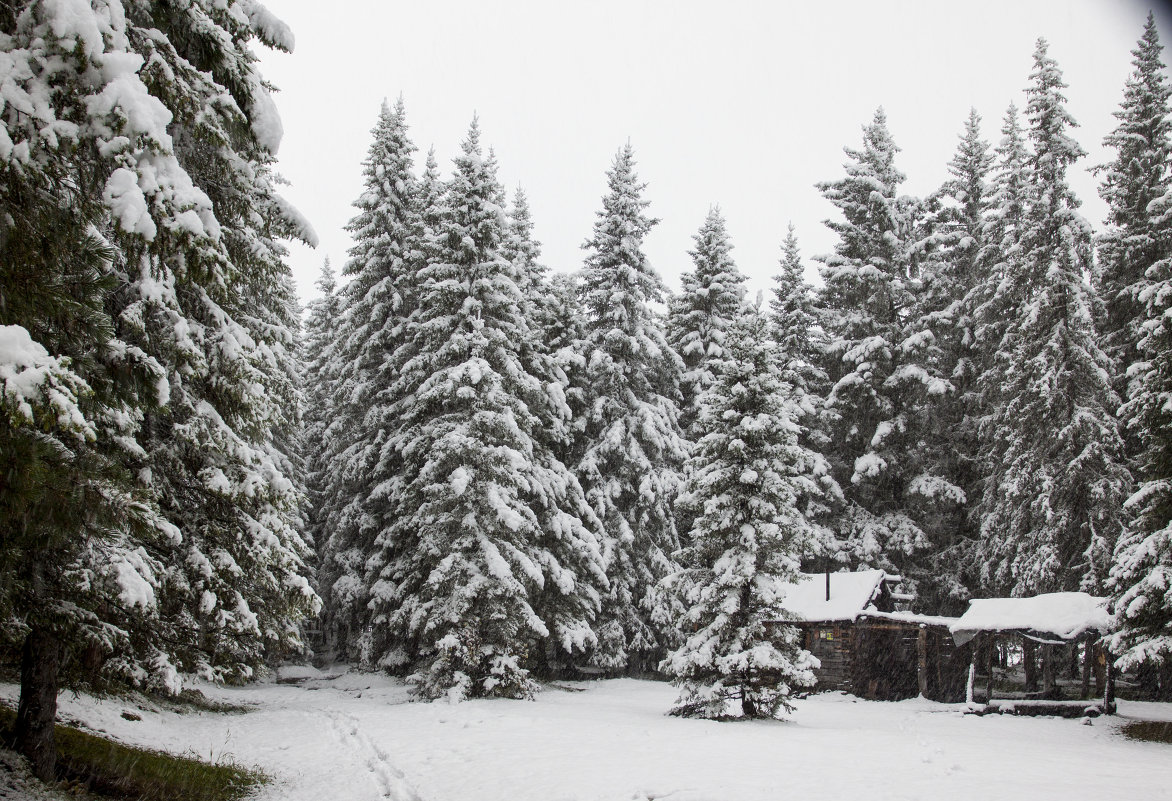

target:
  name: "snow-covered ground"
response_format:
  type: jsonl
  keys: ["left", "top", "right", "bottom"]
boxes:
{"left": 3, "top": 670, "right": 1169, "bottom": 801}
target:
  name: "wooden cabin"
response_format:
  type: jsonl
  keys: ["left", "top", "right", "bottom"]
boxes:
{"left": 768, "top": 571, "right": 969, "bottom": 702}
{"left": 950, "top": 592, "right": 1115, "bottom": 716}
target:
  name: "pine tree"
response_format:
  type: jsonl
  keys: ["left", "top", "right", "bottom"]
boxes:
{"left": 666, "top": 207, "right": 748, "bottom": 437}
{"left": 369, "top": 120, "right": 605, "bottom": 699}
{"left": 662, "top": 309, "right": 817, "bottom": 719}
{"left": 1098, "top": 13, "right": 1172, "bottom": 399}
{"left": 769, "top": 225, "right": 841, "bottom": 563}
{"left": 814, "top": 108, "right": 953, "bottom": 579}
{"left": 118, "top": 0, "right": 318, "bottom": 687}
{"left": 1106, "top": 18, "right": 1172, "bottom": 684}
{"left": 0, "top": 0, "right": 316, "bottom": 776}
{"left": 301, "top": 259, "right": 341, "bottom": 578}
{"left": 912, "top": 110, "right": 995, "bottom": 610}
{"left": 315, "top": 101, "right": 421, "bottom": 661}
{"left": 975, "top": 39, "right": 1130, "bottom": 597}
{"left": 1108, "top": 183, "right": 1172, "bottom": 687}
{"left": 578, "top": 144, "right": 687, "bottom": 672}
{"left": 771, "top": 225, "right": 826, "bottom": 404}
{"left": 963, "top": 107, "right": 1032, "bottom": 599}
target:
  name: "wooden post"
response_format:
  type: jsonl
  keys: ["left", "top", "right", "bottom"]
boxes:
{"left": 917, "top": 625, "right": 928, "bottom": 699}
{"left": 966, "top": 650, "right": 977, "bottom": 706}
{"left": 1042, "top": 644, "right": 1055, "bottom": 697}
{"left": 1081, "top": 638, "right": 1092, "bottom": 700}
{"left": 1022, "top": 636, "right": 1038, "bottom": 692}
{"left": 1104, "top": 650, "right": 1116, "bottom": 714}
{"left": 986, "top": 634, "right": 995, "bottom": 704}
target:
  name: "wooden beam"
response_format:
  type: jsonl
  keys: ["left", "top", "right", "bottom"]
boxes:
{"left": 986, "top": 633, "right": 995, "bottom": 703}
{"left": 966, "top": 646, "right": 977, "bottom": 705}
{"left": 917, "top": 626, "right": 928, "bottom": 698}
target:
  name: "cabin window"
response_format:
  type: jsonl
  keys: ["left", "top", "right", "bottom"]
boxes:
{"left": 819, "top": 628, "right": 834, "bottom": 641}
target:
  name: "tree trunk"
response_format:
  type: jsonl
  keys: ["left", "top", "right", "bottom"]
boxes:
{"left": 15, "top": 625, "right": 62, "bottom": 782}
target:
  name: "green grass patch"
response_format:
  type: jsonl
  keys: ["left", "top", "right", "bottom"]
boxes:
{"left": 0, "top": 706, "right": 267, "bottom": 801}
{"left": 1122, "top": 720, "right": 1172, "bottom": 744}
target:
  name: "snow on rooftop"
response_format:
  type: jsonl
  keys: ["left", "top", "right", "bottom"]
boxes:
{"left": 774, "top": 569, "right": 891, "bottom": 623}
{"left": 949, "top": 592, "right": 1113, "bottom": 645}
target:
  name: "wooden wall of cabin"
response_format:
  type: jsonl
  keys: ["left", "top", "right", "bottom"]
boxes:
{"left": 921, "top": 628, "right": 972, "bottom": 703}
{"left": 851, "top": 621, "right": 919, "bottom": 701}
{"left": 801, "top": 623, "right": 853, "bottom": 692}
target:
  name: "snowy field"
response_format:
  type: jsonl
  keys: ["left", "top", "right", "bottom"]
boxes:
{"left": 3, "top": 671, "right": 1170, "bottom": 801}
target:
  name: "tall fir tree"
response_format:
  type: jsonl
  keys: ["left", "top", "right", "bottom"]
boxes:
{"left": 315, "top": 100, "right": 421, "bottom": 660}
{"left": 368, "top": 120, "right": 605, "bottom": 699}
{"left": 1097, "top": 13, "right": 1172, "bottom": 403}
{"left": 769, "top": 225, "right": 841, "bottom": 563}
{"left": 1108, "top": 182, "right": 1172, "bottom": 693}
{"left": 1106, "top": 18, "right": 1172, "bottom": 695}
{"left": 301, "top": 259, "right": 341, "bottom": 571}
{"left": 975, "top": 39, "right": 1130, "bottom": 597}
{"left": 578, "top": 144, "right": 687, "bottom": 672}
{"left": 814, "top": 108, "right": 953, "bottom": 582}
{"left": 662, "top": 309, "right": 817, "bottom": 719}
{"left": 0, "top": 0, "right": 316, "bottom": 776}
{"left": 666, "top": 207, "right": 748, "bottom": 437}
{"left": 913, "top": 110, "right": 995, "bottom": 610}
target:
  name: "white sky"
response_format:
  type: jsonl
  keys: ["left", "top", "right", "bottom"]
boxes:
{"left": 259, "top": 0, "right": 1172, "bottom": 306}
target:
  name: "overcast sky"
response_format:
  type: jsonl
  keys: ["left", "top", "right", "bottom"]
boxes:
{"left": 259, "top": 0, "right": 1171, "bottom": 307}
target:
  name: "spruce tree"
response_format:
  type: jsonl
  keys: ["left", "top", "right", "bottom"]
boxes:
{"left": 1098, "top": 13, "right": 1172, "bottom": 398}
{"left": 1109, "top": 183, "right": 1172, "bottom": 689}
{"left": 975, "top": 40, "right": 1130, "bottom": 597}
{"left": 913, "top": 110, "right": 995, "bottom": 609}
{"left": 120, "top": 0, "right": 319, "bottom": 685}
{"left": 301, "top": 259, "right": 341, "bottom": 580}
{"left": 578, "top": 144, "right": 687, "bottom": 672}
{"left": 1106, "top": 19, "right": 1172, "bottom": 684}
{"left": 662, "top": 309, "right": 817, "bottom": 719}
{"left": 369, "top": 121, "right": 605, "bottom": 699}
{"left": 0, "top": 0, "right": 316, "bottom": 775}
{"left": 315, "top": 100, "right": 421, "bottom": 660}
{"left": 666, "top": 207, "right": 748, "bottom": 437}
{"left": 769, "top": 225, "right": 841, "bottom": 563}
{"left": 814, "top": 108, "right": 952, "bottom": 579}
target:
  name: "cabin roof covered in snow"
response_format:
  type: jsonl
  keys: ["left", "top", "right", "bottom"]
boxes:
{"left": 949, "top": 592, "right": 1113, "bottom": 645}
{"left": 774, "top": 569, "right": 894, "bottom": 623}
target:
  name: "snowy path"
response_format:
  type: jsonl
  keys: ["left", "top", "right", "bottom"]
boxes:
{"left": 2, "top": 672, "right": 1169, "bottom": 801}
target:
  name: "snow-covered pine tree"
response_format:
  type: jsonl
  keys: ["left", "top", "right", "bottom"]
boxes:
{"left": 963, "top": 106, "right": 1033, "bottom": 600}
{"left": 543, "top": 272, "right": 593, "bottom": 471}
{"left": 301, "top": 259, "right": 341, "bottom": 571}
{"left": 814, "top": 108, "right": 954, "bottom": 580}
{"left": 772, "top": 224, "right": 827, "bottom": 407}
{"left": 662, "top": 308, "right": 817, "bottom": 719}
{"left": 1098, "top": 13, "right": 1172, "bottom": 406}
{"left": 1107, "top": 22, "right": 1172, "bottom": 686}
{"left": 578, "top": 143, "right": 688, "bottom": 673}
{"left": 116, "top": 0, "right": 319, "bottom": 685}
{"left": 769, "top": 225, "right": 842, "bottom": 564}
{"left": 1, "top": 0, "right": 316, "bottom": 775}
{"left": 975, "top": 40, "right": 1131, "bottom": 597}
{"left": 315, "top": 99, "right": 421, "bottom": 661}
{"left": 369, "top": 120, "right": 605, "bottom": 699}
{"left": 666, "top": 207, "right": 748, "bottom": 437}
{"left": 1109, "top": 180, "right": 1172, "bottom": 694}
{"left": 911, "top": 110, "right": 995, "bottom": 611}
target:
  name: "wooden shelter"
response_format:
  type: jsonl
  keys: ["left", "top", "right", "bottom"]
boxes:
{"left": 949, "top": 592, "right": 1115, "bottom": 716}
{"left": 768, "top": 571, "right": 969, "bottom": 702}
